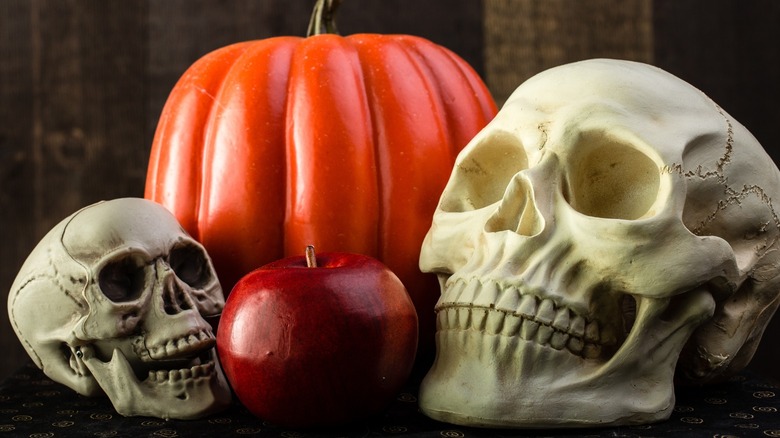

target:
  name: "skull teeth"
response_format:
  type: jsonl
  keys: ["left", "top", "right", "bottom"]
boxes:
{"left": 146, "top": 329, "right": 215, "bottom": 360}
{"left": 145, "top": 360, "right": 216, "bottom": 383}
{"left": 516, "top": 295, "right": 537, "bottom": 318}
{"left": 437, "top": 306, "right": 606, "bottom": 359}
{"left": 436, "top": 278, "right": 615, "bottom": 359}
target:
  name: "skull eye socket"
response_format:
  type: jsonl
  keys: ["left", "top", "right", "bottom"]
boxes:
{"left": 169, "top": 244, "right": 211, "bottom": 288}
{"left": 565, "top": 132, "right": 660, "bottom": 220}
{"left": 441, "top": 131, "right": 529, "bottom": 212}
{"left": 99, "top": 255, "right": 147, "bottom": 302}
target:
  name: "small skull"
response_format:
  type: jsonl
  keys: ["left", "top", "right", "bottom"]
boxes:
{"left": 419, "top": 59, "right": 780, "bottom": 427}
{"left": 8, "top": 198, "right": 231, "bottom": 420}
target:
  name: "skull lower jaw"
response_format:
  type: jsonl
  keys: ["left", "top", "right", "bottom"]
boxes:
{"left": 83, "top": 347, "right": 231, "bottom": 420}
{"left": 420, "top": 329, "right": 675, "bottom": 428}
{"left": 419, "top": 287, "right": 716, "bottom": 428}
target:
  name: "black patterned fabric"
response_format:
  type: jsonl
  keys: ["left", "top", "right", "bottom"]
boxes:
{"left": 1, "top": 361, "right": 779, "bottom": 437}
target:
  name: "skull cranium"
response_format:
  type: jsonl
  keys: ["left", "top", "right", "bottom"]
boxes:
{"left": 419, "top": 59, "right": 780, "bottom": 427}
{"left": 8, "top": 198, "right": 231, "bottom": 420}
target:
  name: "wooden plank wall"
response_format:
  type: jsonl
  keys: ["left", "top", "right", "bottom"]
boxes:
{"left": 484, "top": 0, "right": 654, "bottom": 105}
{"left": 1, "top": 0, "right": 778, "bottom": 383}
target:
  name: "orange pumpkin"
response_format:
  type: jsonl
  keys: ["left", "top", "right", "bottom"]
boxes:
{"left": 144, "top": 2, "right": 497, "bottom": 353}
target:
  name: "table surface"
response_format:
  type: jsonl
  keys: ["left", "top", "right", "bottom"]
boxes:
{"left": 1, "top": 361, "right": 780, "bottom": 437}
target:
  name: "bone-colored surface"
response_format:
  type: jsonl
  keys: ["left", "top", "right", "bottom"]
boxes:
{"left": 419, "top": 59, "right": 780, "bottom": 427}
{"left": 7, "top": 198, "right": 231, "bottom": 420}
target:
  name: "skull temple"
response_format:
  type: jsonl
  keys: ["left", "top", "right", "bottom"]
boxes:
{"left": 8, "top": 198, "right": 231, "bottom": 420}
{"left": 419, "top": 59, "right": 780, "bottom": 427}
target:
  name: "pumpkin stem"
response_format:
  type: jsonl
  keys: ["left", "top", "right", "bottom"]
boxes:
{"left": 305, "top": 245, "right": 318, "bottom": 268}
{"left": 307, "top": 0, "right": 342, "bottom": 37}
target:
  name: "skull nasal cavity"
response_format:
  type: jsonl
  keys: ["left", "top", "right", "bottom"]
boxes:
{"left": 486, "top": 175, "right": 544, "bottom": 236}
{"left": 163, "top": 274, "right": 194, "bottom": 315}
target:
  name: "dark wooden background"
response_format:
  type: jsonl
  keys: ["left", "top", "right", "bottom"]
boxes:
{"left": 1, "top": 0, "right": 779, "bottom": 383}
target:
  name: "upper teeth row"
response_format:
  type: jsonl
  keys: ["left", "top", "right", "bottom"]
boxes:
{"left": 436, "top": 278, "right": 615, "bottom": 345}
{"left": 144, "top": 329, "right": 215, "bottom": 360}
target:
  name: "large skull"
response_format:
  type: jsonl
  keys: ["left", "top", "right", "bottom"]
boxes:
{"left": 8, "top": 198, "right": 231, "bottom": 419}
{"left": 419, "top": 59, "right": 780, "bottom": 427}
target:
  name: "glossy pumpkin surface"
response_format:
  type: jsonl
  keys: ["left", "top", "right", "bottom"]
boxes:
{"left": 144, "top": 33, "right": 497, "bottom": 351}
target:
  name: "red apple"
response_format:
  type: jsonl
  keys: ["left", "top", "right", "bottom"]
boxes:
{"left": 216, "top": 246, "right": 418, "bottom": 428}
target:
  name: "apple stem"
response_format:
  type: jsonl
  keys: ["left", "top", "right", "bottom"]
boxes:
{"left": 305, "top": 245, "right": 318, "bottom": 268}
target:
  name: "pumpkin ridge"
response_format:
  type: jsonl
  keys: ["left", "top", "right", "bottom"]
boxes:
{"left": 145, "top": 42, "right": 255, "bottom": 240}
{"left": 198, "top": 38, "right": 300, "bottom": 287}
{"left": 438, "top": 46, "right": 499, "bottom": 132}
{"left": 400, "top": 39, "right": 497, "bottom": 161}
{"left": 348, "top": 34, "right": 460, "bottom": 355}
{"left": 283, "top": 35, "right": 379, "bottom": 258}
{"left": 349, "top": 34, "right": 391, "bottom": 261}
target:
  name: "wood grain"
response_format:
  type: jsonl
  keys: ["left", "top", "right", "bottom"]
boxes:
{"left": 484, "top": 0, "right": 654, "bottom": 105}
{"left": 0, "top": 0, "right": 36, "bottom": 380}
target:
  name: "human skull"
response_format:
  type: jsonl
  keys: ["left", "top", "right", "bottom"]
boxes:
{"left": 419, "top": 59, "right": 780, "bottom": 427}
{"left": 8, "top": 198, "right": 231, "bottom": 420}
